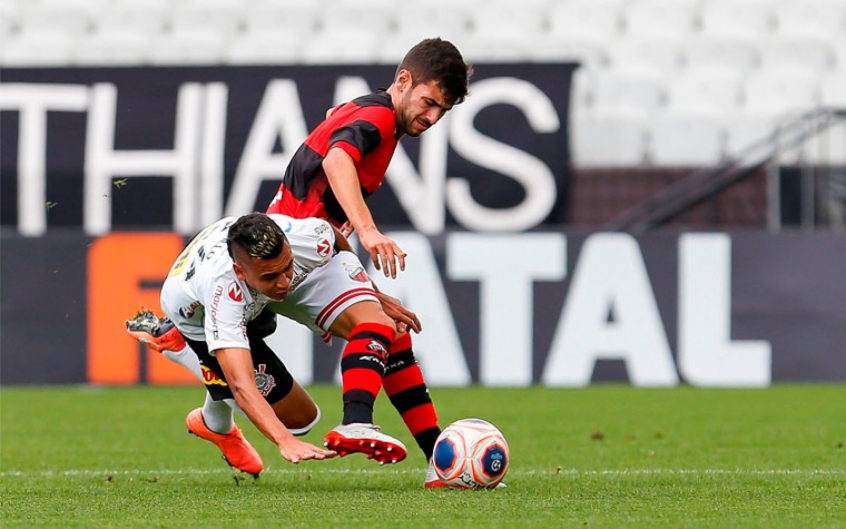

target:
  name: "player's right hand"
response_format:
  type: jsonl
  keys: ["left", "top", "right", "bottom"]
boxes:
{"left": 278, "top": 439, "right": 337, "bottom": 464}
{"left": 358, "top": 228, "right": 406, "bottom": 279}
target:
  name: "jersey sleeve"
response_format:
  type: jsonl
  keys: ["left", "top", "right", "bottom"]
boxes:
{"left": 327, "top": 105, "right": 395, "bottom": 163}
{"left": 202, "top": 271, "right": 250, "bottom": 354}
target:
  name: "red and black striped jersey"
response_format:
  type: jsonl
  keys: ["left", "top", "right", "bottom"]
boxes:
{"left": 266, "top": 90, "right": 399, "bottom": 227}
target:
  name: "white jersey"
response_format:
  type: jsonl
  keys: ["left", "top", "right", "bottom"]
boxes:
{"left": 160, "top": 214, "right": 335, "bottom": 353}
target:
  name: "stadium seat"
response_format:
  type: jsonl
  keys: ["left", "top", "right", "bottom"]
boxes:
{"left": 530, "top": 36, "right": 610, "bottom": 68}
{"left": 608, "top": 36, "right": 684, "bottom": 75}
{"left": 773, "top": 0, "right": 845, "bottom": 40}
{"left": 591, "top": 68, "right": 667, "bottom": 115}
{"left": 91, "top": 5, "right": 167, "bottom": 38}
{"left": 454, "top": 35, "right": 531, "bottom": 63}
{"left": 471, "top": 5, "right": 546, "bottom": 40}
{"left": 321, "top": 4, "right": 395, "bottom": 35}
{"left": 572, "top": 108, "right": 649, "bottom": 167}
{"left": 300, "top": 28, "right": 381, "bottom": 64}
{"left": 242, "top": 5, "right": 320, "bottom": 37}
{"left": 757, "top": 37, "right": 836, "bottom": 74}
{"left": 623, "top": 0, "right": 697, "bottom": 41}
{"left": 724, "top": 114, "right": 780, "bottom": 160}
{"left": 169, "top": 5, "right": 245, "bottom": 39}
{"left": 699, "top": 0, "right": 774, "bottom": 41}
{"left": 15, "top": 4, "right": 91, "bottom": 38}
{"left": 649, "top": 113, "right": 725, "bottom": 166}
{"left": 667, "top": 66, "right": 743, "bottom": 119}
{"left": 74, "top": 29, "right": 152, "bottom": 66}
{"left": 0, "top": 28, "right": 75, "bottom": 66}
{"left": 548, "top": 0, "right": 622, "bottom": 42}
{"left": 743, "top": 67, "right": 820, "bottom": 117}
{"left": 148, "top": 29, "right": 228, "bottom": 65}
{"left": 684, "top": 37, "right": 761, "bottom": 74}
{"left": 225, "top": 30, "right": 304, "bottom": 65}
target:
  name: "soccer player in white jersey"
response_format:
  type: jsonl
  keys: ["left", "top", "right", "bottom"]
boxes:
{"left": 127, "top": 212, "right": 411, "bottom": 475}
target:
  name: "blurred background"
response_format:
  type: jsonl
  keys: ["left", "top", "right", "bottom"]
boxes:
{"left": 2, "top": 0, "right": 846, "bottom": 387}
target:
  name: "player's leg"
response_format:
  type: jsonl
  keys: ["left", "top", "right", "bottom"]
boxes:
{"left": 244, "top": 328, "right": 322, "bottom": 435}
{"left": 382, "top": 332, "right": 441, "bottom": 460}
{"left": 323, "top": 300, "right": 408, "bottom": 463}
{"left": 126, "top": 310, "right": 204, "bottom": 380}
{"left": 269, "top": 253, "right": 408, "bottom": 463}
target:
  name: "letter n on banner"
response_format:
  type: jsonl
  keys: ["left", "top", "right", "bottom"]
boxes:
{"left": 87, "top": 233, "right": 196, "bottom": 384}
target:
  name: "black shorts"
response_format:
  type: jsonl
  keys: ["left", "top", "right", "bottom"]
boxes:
{"left": 187, "top": 310, "right": 294, "bottom": 405}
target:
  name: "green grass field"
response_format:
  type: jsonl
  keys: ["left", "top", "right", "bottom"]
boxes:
{"left": 2, "top": 384, "right": 845, "bottom": 527}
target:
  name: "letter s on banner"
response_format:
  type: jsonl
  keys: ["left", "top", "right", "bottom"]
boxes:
{"left": 447, "top": 77, "right": 560, "bottom": 232}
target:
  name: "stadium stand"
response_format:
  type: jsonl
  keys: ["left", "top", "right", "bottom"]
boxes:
{"left": 1, "top": 0, "right": 845, "bottom": 170}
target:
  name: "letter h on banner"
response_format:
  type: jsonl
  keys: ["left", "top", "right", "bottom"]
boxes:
{"left": 84, "top": 82, "right": 227, "bottom": 236}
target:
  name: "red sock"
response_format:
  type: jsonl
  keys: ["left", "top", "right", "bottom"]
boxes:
{"left": 383, "top": 333, "right": 441, "bottom": 460}
{"left": 340, "top": 323, "right": 395, "bottom": 425}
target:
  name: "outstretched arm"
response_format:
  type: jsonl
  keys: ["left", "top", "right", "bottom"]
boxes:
{"left": 215, "top": 347, "right": 336, "bottom": 464}
{"left": 323, "top": 147, "right": 406, "bottom": 278}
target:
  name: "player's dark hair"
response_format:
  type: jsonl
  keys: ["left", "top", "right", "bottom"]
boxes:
{"left": 227, "top": 212, "right": 287, "bottom": 262}
{"left": 397, "top": 38, "right": 473, "bottom": 106}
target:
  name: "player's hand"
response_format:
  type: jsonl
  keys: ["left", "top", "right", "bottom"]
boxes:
{"left": 377, "top": 292, "right": 421, "bottom": 334}
{"left": 358, "top": 228, "right": 406, "bottom": 279}
{"left": 278, "top": 438, "right": 337, "bottom": 464}
{"left": 340, "top": 221, "right": 355, "bottom": 238}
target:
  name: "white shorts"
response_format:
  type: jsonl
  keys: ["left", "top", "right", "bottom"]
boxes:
{"left": 268, "top": 250, "right": 378, "bottom": 339}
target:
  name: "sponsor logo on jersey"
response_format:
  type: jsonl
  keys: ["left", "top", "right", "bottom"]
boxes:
{"left": 228, "top": 282, "right": 243, "bottom": 302}
{"left": 345, "top": 264, "right": 368, "bottom": 283}
{"left": 201, "top": 365, "right": 227, "bottom": 387}
{"left": 314, "top": 222, "right": 329, "bottom": 235}
{"left": 317, "top": 238, "right": 331, "bottom": 257}
{"left": 178, "top": 300, "right": 202, "bottom": 319}
{"left": 254, "top": 364, "right": 276, "bottom": 397}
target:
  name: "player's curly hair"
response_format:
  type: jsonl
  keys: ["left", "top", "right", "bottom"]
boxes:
{"left": 397, "top": 38, "right": 473, "bottom": 106}
{"left": 227, "top": 212, "right": 287, "bottom": 261}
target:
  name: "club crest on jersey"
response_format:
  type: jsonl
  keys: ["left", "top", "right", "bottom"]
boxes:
{"left": 317, "top": 238, "right": 331, "bottom": 257}
{"left": 345, "top": 264, "right": 368, "bottom": 283}
{"left": 228, "top": 282, "right": 243, "bottom": 302}
{"left": 254, "top": 364, "right": 276, "bottom": 397}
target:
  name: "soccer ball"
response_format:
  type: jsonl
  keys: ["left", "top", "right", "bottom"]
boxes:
{"left": 432, "top": 418, "right": 509, "bottom": 489}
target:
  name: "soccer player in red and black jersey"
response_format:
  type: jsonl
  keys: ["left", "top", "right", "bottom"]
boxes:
{"left": 268, "top": 37, "right": 471, "bottom": 279}
{"left": 267, "top": 38, "right": 473, "bottom": 487}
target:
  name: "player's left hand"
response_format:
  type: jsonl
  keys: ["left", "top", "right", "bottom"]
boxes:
{"left": 377, "top": 292, "right": 421, "bottom": 334}
{"left": 358, "top": 228, "right": 406, "bottom": 279}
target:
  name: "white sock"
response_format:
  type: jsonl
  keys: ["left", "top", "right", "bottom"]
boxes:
{"left": 163, "top": 344, "right": 250, "bottom": 430}
{"left": 162, "top": 344, "right": 203, "bottom": 381}
{"left": 201, "top": 393, "right": 235, "bottom": 434}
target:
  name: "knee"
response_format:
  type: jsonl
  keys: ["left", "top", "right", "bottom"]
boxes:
{"left": 287, "top": 405, "right": 321, "bottom": 437}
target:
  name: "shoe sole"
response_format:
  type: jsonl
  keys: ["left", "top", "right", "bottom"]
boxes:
{"left": 324, "top": 432, "right": 408, "bottom": 465}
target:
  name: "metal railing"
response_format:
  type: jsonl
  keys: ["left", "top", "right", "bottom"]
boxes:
{"left": 604, "top": 107, "right": 846, "bottom": 233}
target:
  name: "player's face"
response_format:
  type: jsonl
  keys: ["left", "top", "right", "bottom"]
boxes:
{"left": 233, "top": 245, "right": 294, "bottom": 301}
{"left": 397, "top": 73, "right": 452, "bottom": 137}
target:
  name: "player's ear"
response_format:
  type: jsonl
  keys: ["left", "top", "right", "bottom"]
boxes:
{"left": 396, "top": 69, "right": 412, "bottom": 91}
{"left": 233, "top": 262, "right": 246, "bottom": 281}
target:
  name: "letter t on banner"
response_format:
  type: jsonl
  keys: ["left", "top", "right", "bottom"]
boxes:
{"left": 448, "top": 233, "right": 565, "bottom": 386}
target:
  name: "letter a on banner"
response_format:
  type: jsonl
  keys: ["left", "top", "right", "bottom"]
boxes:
{"left": 542, "top": 233, "right": 679, "bottom": 387}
